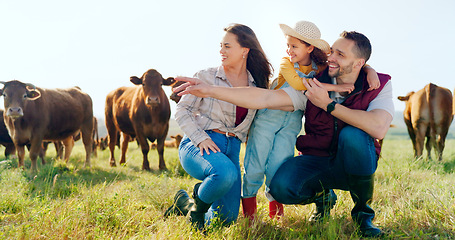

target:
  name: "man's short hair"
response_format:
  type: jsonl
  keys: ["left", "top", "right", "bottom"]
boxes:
{"left": 340, "top": 31, "right": 371, "bottom": 62}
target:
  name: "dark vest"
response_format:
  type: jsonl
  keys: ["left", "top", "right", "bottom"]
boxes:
{"left": 296, "top": 68, "right": 391, "bottom": 157}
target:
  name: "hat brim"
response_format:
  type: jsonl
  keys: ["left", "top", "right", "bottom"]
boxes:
{"left": 279, "top": 24, "right": 330, "bottom": 54}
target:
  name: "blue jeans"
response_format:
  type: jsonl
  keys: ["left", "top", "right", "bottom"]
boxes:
{"left": 242, "top": 107, "right": 303, "bottom": 200}
{"left": 179, "top": 130, "right": 242, "bottom": 225}
{"left": 269, "top": 126, "right": 378, "bottom": 204}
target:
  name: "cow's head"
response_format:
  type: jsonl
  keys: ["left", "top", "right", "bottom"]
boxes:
{"left": 170, "top": 134, "right": 183, "bottom": 146}
{"left": 99, "top": 136, "right": 108, "bottom": 150}
{"left": 0, "top": 80, "right": 41, "bottom": 119}
{"left": 130, "top": 69, "right": 175, "bottom": 106}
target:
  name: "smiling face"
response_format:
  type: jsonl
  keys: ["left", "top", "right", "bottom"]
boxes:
{"left": 220, "top": 32, "right": 248, "bottom": 68}
{"left": 285, "top": 35, "right": 314, "bottom": 66}
{"left": 327, "top": 38, "right": 365, "bottom": 79}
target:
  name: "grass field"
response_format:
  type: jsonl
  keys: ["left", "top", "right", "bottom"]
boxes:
{"left": 0, "top": 136, "right": 454, "bottom": 239}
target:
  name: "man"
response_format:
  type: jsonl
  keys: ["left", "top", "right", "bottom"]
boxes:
{"left": 175, "top": 31, "right": 393, "bottom": 237}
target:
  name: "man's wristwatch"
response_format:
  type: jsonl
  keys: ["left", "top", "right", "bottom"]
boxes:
{"left": 326, "top": 101, "right": 337, "bottom": 114}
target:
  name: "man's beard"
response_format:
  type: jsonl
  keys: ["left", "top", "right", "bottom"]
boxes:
{"left": 328, "top": 62, "right": 354, "bottom": 78}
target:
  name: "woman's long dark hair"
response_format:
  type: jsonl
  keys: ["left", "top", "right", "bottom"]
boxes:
{"left": 224, "top": 24, "right": 273, "bottom": 89}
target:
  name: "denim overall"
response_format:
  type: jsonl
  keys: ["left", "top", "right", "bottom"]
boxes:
{"left": 242, "top": 61, "right": 318, "bottom": 201}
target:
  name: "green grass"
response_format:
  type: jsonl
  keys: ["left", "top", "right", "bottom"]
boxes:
{"left": 0, "top": 138, "right": 454, "bottom": 239}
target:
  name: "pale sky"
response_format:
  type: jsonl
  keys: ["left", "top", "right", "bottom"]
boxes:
{"left": 1, "top": 0, "right": 454, "bottom": 119}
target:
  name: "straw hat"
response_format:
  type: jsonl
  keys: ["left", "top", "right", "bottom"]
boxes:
{"left": 279, "top": 21, "right": 330, "bottom": 54}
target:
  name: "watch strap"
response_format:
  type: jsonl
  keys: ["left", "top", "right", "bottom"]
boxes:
{"left": 327, "top": 101, "right": 337, "bottom": 114}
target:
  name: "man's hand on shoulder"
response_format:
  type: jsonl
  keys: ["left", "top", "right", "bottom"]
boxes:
{"left": 302, "top": 78, "right": 333, "bottom": 111}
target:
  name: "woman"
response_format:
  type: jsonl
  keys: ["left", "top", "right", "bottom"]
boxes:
{"left": 165, "top": 24, "right": 272, "bottom": 230}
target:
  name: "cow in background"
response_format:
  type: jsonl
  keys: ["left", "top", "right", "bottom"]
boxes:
{"left": 398, "top": 83, "right": 453, "bottom": 161}
{"left": 0, "top": 109, "right": 16, "bottom": 158}
{"left": 98, "top": 136, "right": 111, "bottom": 151}
{"left": 105, "top": 69, "right": 174, "bottom": 170}
{"left": 0, "top": 80, "right": 93, "bottom": 170}
{"left": 43, "top": 115, "right": 98, "bottom": 160}
{"left": 91, "top": 117, "right": 100, "bottom": 157}
{"left": 151, "top": 134, "right": 183, "bottom": 149}
{"left": 99, "top": 132, "right": 136, "bottom": 152}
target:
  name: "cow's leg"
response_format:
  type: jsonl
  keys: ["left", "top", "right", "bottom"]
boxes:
{"left": 52, "top": 141, "right": 63, "bottom": 159}
{"left": 91, "top": 140, "right": 98, "bottom": 157}
{"left": 62, "top": 137, "right": 75, "bottom": 163}
{"left": 404, "top": 120, "right": 417, "bottom": 157}
{"left": 29, "top": 139, "right": 43, "bottom": 171}
{"left": 413, "top": 123, "right": 427, "bottom": 159}
{"left": 4, "top": 143, "right": 16, "bottom": 159}
{"left": 136, "top": 135, "right": 150, "bottom": 171}
{"left": 436, "top": 125, "right": 450, "bottom": 161}
{"left": 119, "top": 133, "right": 130, "bottom": 165}
{"left": 156, "top": 136, "right": 167, "bottom": 170}
{"left": 424, "top": 126, "right": 433, "bottom": 160}
{"left": 105, "top": 118, "right": 118, "bottom": 167}
{"left": 80, "top": 119, "right": 93, "bottom": 168}
{"left": 107, "top": 131, "right": 118, "bottom": 167}
{"left": 16, "top": 145, "right": 26, "bottom": 168}
{"left": 92, "top": 117, "right": 99, "bottom": 157}
{"left": 38, "top": 143, "right": 46, "bottom": 165}
{"left": 41, "top": 141, "right": 50, "bottom": 159}
{"left": 425, "top": 136, "right": 433, "bottom": 160}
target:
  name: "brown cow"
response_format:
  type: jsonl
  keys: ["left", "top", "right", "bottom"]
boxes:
{"left": 104, "top": 69, "right": 174, "bottom": 170}
{"left": 151, "top": 134, "right": 183, "bottom": 149}
{"left": 0, "top": 80, "right": 94, "bottom": 170}
{"left": 0, "top": 109, "right": 16, "bottom": 158}
{"left": 98, "top": 136, "right": 109, "bottom": 151}
{"left": 397, "top": 83, "right": 453, "bottom": 161}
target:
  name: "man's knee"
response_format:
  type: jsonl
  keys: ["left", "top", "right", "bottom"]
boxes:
{"left": 339, "top": 126, "right": 371, "bottom": 149}
{"left": 269, "top": 180, "right": 287, "bottom": 203}
{"left": 269, "top": 173, "right": 301, "bottom": 204}
{"left": 338, "top": 126, "right": 378, "bottom": 175}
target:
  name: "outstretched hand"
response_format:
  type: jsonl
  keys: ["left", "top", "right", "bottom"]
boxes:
{"left": 173, "top": 77, "right": 213, "bottom": 98}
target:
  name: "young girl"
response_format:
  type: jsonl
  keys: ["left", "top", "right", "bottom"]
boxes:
{"left": 241, "top": 20, "right": 380, "bottom": 220}
{"left": 164, "top": 24, "right": 273, "bottom": 230}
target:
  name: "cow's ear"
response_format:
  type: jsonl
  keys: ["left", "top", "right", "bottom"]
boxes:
{"left": 130, "top": 76, "right": 142, "bottom": 85}
{"left": 162, "top": 77, "right": 176, "bottom": 86}
{"left": 27, "top": 89, "right": 41, "bottom": 100}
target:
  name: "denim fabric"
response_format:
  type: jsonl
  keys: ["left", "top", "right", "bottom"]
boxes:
{"left": 179, "top": 130, "right": 241, "bottom": 225}
{"left": 269, "top": 126, "right": 378, "bottom": 204}
{"left": 294, "top": 60, "right": 318, "bottom": 79}
{"left": 242, "top": 82, "right": 303, "bottom": 200}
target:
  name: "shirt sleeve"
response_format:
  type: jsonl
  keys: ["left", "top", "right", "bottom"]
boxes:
{"left": 279, "top": 57, "right": 307, "bottom": 91}
{"left": 174, "top": 72, "right": 211, "bottom": 146}
{"left": 175, "top": 94, "right": 210, "bottom": 146}
{"left": 282, "top": 86, "right": 308, "bottom": 111}
{"left": 367, "top": 80, "right": 395, "bottom": 117}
